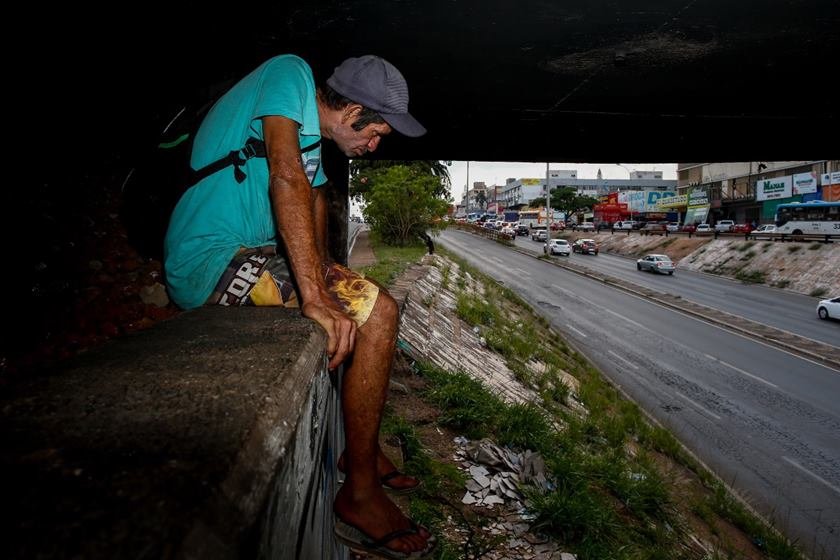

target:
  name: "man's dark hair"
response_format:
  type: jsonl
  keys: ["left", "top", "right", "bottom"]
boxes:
{"left": 319, "top": 84, "right": 386, "bottom": 131}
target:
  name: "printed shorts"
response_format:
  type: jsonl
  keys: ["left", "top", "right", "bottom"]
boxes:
{"left": 206, "top": 246, "right": 379, "bottom": 327}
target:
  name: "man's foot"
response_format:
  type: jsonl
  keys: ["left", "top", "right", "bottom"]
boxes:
{"left": 334, "top": 483, "right": 433, "bottom": 555}
{"left": 337, "top": 448, "right": 421, "bottom": 494}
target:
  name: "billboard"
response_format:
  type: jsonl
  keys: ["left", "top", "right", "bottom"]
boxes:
{"left": 792, "top": 172, "right": 817, "bottom": 195}
{"left": 756, "top": 176, "right": 793, "bottom": 201}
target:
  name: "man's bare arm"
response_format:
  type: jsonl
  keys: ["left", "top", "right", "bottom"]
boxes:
{"left": 311, "top": 187, "right": 329, "bottom": 262}
{"left": 263, "top": 116, "right": 355, "bottom": 367}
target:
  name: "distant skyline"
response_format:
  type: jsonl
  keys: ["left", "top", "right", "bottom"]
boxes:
{"left": 446, "top": 162, "right": 678, "bottom": 198}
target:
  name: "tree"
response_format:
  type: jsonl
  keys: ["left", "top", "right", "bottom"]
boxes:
{"left": 362, "top": 165, "right": 451, "bottom": 246}
{"left": 475, "top": 190, "right": 487, "bottom": 212}
{"left": 350, "top": 160, "right": 451, "bottom": 201}
{"left": 531, "top": 187, "right": 599, "bottom": 215}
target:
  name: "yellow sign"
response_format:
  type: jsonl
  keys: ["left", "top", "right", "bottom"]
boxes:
{"left": 521, "top": 178, "right": 542, "bottom": 185}
{"left": 657, "top": 194, "right": 687, "bottom": 209}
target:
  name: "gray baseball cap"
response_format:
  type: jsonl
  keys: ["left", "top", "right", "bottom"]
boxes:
{"left": 327, "top": 55, "right": 426, "bottom": 137}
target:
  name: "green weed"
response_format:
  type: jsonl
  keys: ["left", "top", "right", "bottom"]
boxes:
{"left": 810, "top": 287, "right": 828, "bottom": 297}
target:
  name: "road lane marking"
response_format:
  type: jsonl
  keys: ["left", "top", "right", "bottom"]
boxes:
{"left": 608, "top": 350, "right": 640, "bottom": 370}
{"left": 515, "top": 268, "right": 531, "bottom": 276}
{"left": 488, "top": 256, "right": 505, "bottom": 265}
{"left": 551, "top": 283, "right": 575, "bottom": 297}
{"left": 705, "top": 354, "right": 779, "bottom": 388}
{"left": 602, "top": 308, "right": 655, "bottom": 333}
{"left": 675, "top": 391, "right": 722, "bottom": 420}
{"left": 782, "top": 456, "right": 840, "bottom": 496}
{"left": 566, "top": 324, "right": 587, "bottom": 338}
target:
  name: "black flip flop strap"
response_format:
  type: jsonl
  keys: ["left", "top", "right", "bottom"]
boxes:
{"left": 364, "top": 526, "right": 418, "bottom": 549}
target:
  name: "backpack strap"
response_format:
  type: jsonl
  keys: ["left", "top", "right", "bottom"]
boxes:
{"left": 188, "top": 137, "right": 322, "bottom": 187}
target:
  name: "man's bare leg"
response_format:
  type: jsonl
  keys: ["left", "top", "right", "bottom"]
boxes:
{"left": 333, "top": 291, "right": 431, "bottom": 553}
{"left": 337, "top": 446, "right": 421, "bottom": 491}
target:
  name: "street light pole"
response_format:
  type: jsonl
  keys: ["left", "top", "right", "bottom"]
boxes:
{"left": 545, "top": 162, "right": 551, "bottom": 239}
{"left": 616, "top": 163, "right": 633, "bottom": 222}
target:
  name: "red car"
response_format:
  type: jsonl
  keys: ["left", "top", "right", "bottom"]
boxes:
{"left": 732, "top": 223, "right": 752, "bottom": 233}
{"left": 681, "top": 224, "right": 697, "bottom": 233}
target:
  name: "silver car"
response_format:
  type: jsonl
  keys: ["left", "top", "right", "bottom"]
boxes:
{"left": 544, "top": 238, "right": 571, "bottom": 256}
{"left": 636, "top": 254, "right": 675, "bottom": 275}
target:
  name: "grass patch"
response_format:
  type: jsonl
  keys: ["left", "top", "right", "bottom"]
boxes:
{"left": 787, "top": 245, "right": 801, "bottom": 253}
{"left": 440, "top": 265, "right": 451, "bottom": 290}
{"left": 735, "top": 270, "right": 766, "bottom": 284}
{"left": 736, "top": 241, "right": 756, "bottom": 252}
{"left": 739, "top": 250, "right": 756, "bottom": 261}
{"left": 810, "top": 287, "right": 828, "bottom": 297}
{"left": 772, "top": 279, "right": 791, "bottom": 289}
{"left": 808, "top": 243, "right": 822, "bottom": 250}
{"left": 362, "top": 234, "right": 427, "bottom": 285}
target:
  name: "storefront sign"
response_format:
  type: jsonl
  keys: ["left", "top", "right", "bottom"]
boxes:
{"left": 658, "top": 194, "right": 687, "bottom": 209}
{"left": 756, "top": 176, "right": 792, "bottom": 201}
{"left": 646, "top": 191, "right": 676, "bottom": 211}
{"left": 688, "top": 188, "right": 709, "bottom": 206}
{"left": 793, "top": 172, "right": 817, "bottom": 195}
{"left": 821, "top": 172, "right": 840, "bottom": 186}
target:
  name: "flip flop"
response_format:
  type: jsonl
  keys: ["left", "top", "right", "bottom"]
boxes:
{"left": 337, "top": 469, "right": 424, "bottom": 496}
{"left": 380, "top": 470, "right": 424, "bottom": 496}
{"left": 334, "top": 518, "right": 436, "bottom": 560}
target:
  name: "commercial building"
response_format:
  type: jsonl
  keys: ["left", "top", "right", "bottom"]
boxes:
{"left": 668, "top": 161, "right": 840, "bottom": 225}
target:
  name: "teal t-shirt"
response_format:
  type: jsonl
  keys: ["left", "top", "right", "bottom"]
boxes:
{"left": 164, "top": 55, "right": 327, "bottom": 309}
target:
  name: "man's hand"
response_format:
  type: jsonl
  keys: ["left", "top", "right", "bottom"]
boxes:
{"left": 302, "top": 291, "right": 357, "bottom": 369}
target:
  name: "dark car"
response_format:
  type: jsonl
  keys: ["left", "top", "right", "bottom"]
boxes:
{"left": 572, "top": 238, "right": 599, "bottom": 255}
{"left": 515, "top": 224, "right": 529, "bottom": 236}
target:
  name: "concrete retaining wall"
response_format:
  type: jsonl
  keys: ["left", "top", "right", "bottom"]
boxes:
{"left": 1, "top": 306, "right": 346, "bottom": 560}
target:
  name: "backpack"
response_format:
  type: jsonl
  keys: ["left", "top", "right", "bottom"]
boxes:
{"left": 119, "top": 91, "right": 252, "bottom": 260}
{"left": 120, "top": 89, "right": 321, "bottom": 261}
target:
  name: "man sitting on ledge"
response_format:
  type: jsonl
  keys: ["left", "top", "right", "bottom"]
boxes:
{"left": 164, "top": 54, "right": 435, "bottom": 558}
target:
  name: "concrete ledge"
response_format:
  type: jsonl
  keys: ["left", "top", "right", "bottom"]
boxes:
{"left": 1, "top": 307, "right": 344, "bottom": 559}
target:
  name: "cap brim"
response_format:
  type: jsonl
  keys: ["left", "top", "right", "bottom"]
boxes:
{"left": 381, "top": 112, "right": 427, "bottom": 137}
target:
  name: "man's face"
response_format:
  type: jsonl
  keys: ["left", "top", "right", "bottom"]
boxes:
{"left": 332, "top": 109, "right": 392, "bottom": 157}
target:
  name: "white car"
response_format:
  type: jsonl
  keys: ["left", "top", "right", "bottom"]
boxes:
{"left": 817, "top": 296, "right": 840, "bottom": 320}
{"left": 575, "top": 222, "right": 595, "bottom": 232}
{"left": 613, "top": 220, "right": 639, "bottom": 230}
{"left": 750, "top": 224, "right": 776, "bottom": 239}
{"left": 531, "top": 229, "right": 547, "bottom": 241}
{"left": 695, "top": 223, "right": 712, "bottom": 234}
{"left": 666, "top": 222, "right": 681, "bottom": 232}
{"left": 714, "top": 220, "right": 735, "bottom": 232}
{"left": 544, "top": 238, "right": 571, "bottom": 256}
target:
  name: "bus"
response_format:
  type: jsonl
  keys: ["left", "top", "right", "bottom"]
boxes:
{"left": 774, "top": 201, "right": 840, "bottom": 236}
{"left": 518, "top": 210, "right": 541, "bottom": 229}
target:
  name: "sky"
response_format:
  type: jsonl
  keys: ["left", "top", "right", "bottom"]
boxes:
{"left": 349, "top": 161, "right": 678, "bottom": 215}
{"left": 447, "top": 161, "right": 677, "bottom": 198}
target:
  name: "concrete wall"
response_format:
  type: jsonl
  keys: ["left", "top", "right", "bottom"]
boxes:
{"left": 1, "top": 307, "right": 346, "bottom": 560}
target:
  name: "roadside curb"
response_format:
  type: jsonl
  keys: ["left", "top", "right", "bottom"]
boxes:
{"left": 507, "top": 243, "right": 840, "bottom": 371}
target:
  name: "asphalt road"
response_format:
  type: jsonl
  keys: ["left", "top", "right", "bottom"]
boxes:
{"left": 510, "top": 234, "right": 840, "bottom": 347}
{"left": 438, "top": 229, "right": 840, "bottom": 559}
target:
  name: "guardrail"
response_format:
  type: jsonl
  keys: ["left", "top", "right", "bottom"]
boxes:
{"left": 452, "top": 222, "right": 516, "bottom": 243}
{"left": 587, "top": 227, "right": 837, "bottom": 243}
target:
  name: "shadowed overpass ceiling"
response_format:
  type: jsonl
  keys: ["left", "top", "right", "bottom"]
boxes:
{"left": 26, "top": 1, "right": 839, "bottom": 167}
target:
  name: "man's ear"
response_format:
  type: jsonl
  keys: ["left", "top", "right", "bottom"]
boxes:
{"left": 342, "top": 104, "right": 363, "bottom": 123}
